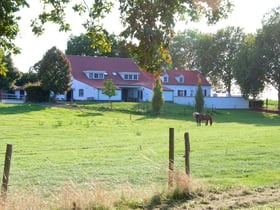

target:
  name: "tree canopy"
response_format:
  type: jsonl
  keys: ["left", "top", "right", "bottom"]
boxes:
{"left": 37, "top": 46, "right": 71, "bottom": 96}
{"left": 256, "top": 6, "right": 280, "bottom": 109}
{"left": 234, "top": 34, "right": 265, "bottom": 99}
{"left": 66, "top": 32, "right": 130, "bottom": 57}
{"left": 0, "top": 55, "right": 21, "bottom": 90}
{"left": 1, "top": 0, "right": 233, "bottom": 75}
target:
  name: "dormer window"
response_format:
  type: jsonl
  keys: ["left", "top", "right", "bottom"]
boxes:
{"left": 176, "top": 74, "right": 184, "bottom": 83}
{"left": 160, "top": 73, "right": 169, "bottom": 83}
{"left": 164, "top": 75, "right": 169, "bottom": 82}
{"left": 89, "top": 72, "right": 93, "bottom": 79}
{"left": 119, "top": 72, "right": 139, "bottom": 80}
{"left": 179, "top": 76, "right": 184, "bottom": 83}
{"left": 84, "top": 70, "right": 106, "bottom": 79}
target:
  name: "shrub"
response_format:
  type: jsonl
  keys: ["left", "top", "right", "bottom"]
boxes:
{"left": 25, "top": 85, "right": 50, "bottom": 102}
{"left": 249, "top": 100, "right": 264, "bottom": 109}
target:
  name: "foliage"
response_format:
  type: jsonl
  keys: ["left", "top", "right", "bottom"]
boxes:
{"left": 0, "top": 55, "right": 21, "bottom": 89}
{"left": 234, "top": 34, "right": 265, "bottom": 99}
{"left": 102, "top": 78, "right": 117, "bottom": 109}
{"left": 37, "top": 46, "right": 71, "bottom": 96}
{"left": 0, "top": 0, "right": 232, "bottom": 77}
{"left": 211, "top": 27, "right": 245, "bottom": 94}
{"left": 151, "top": 77, "right": 164, "bottom": 113}
{"left": 169, "top": 30, "right": 200, "bottom": 70}
{"left": 256, "top": 6, "right": 280, "bottom": 109}
{"left": 195, "top": 77, "right": 204, "bottom": 113}
{"left": 0, "top": 0, "right": 28, "bottom": 75}
{"left": 25, "top": 84, "right": 50, "bottom": 102}
{"left": 120, "top": 0, "right": 232, "bottom": 74}
{"left": 15, "top": 68, "right": 39, "bottom": 86}
{"left": 66, "top": 32, "right": 130, "bottom": 57}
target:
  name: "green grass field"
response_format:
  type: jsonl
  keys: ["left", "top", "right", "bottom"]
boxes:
{"left": 0, "top": 102, "right": 279, "bottom": 194}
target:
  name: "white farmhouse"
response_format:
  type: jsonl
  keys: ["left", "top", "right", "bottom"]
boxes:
{"left": 61, "top": 55, "right": 248, "bottom": 109}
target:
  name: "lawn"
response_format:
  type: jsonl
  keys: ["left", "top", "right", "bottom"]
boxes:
{"left": 0, "top": 102, "right": 279, "bottom": 193}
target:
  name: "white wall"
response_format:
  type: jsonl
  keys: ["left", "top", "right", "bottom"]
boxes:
{"left": 205, "top": 97, "right": 249, "bottom": 109}
{"left": 174, "top": 96, "right": 249, "bottom": 109}
{"left": 163, "top": 91, "right": 174, "bottom": 102}
{"left": 96, "top": 89, "right": 122, "bottom": 101}
{"left": 165, "top": 85, "right": 211, "bottom": 97}
{"left": 142, "top": 87, "right": 153, "bottom": 101}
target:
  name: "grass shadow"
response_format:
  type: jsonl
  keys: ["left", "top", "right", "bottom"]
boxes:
{"left": 0, "top": 103, "right": 47, "bottom": 115}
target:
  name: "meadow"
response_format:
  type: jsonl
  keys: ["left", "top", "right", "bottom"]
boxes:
{"left": 0, "top": 102, "right": 279, "bottom": 208}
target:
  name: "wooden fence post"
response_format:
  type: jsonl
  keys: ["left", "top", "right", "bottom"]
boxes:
{"left": 184, "top": 133, "right": 190, "bottom": 176}
{"left": 168, "top": 128, "right": 174, "bottom": 189}
{"left": 1, "top": 144, "right": 13, "bottom": 200}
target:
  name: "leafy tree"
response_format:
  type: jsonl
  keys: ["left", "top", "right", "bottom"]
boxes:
{"left": 0, "top": 0, "right": 27, "bottom": 75}
{"left": 66, "top": 32, "right": 130, "bottom": 57}
{"left": 195, "top": 76, "right": 204, "bottom": 113}
{"left": 37, "top": 46, "right": 71, "bottom": 99}
{"left": 256, "top": 6, "right": 280, "bottom": 109}
{"left": 234, "top": 34, "right": 265, "bottom": 99}
{"left": 16, "top": 68, "right": 39, "bottom": 86}
{"left": 0, "top": 55, "right": 21, "bottom": 90}
{"left": 102, "top": 78, "right": 117, "bottom": 109}
{"left": 211, "top": 27, "right": 245, "bottom": 95}
{"left": 169, "top": 30, "right": 200, "bottom": 70}
{"left": 151, "top": 77, "right": 164, "bottom": 113}
{"left": 1, "top": 0, "right": 232, "bottom": 76}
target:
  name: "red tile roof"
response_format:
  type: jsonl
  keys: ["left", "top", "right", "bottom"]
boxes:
{"left": 67, "top": 55, "right": 154, "bottom": 89}
{"left": 163, "top": 70, "right": 211, "bottom": 86}
{"left": 67, "top": 55, "right": 210, "bottom": 90}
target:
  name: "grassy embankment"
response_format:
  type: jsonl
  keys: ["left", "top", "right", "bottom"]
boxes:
{"left": 0, "top": 102, "right": 279, "bottom": 209}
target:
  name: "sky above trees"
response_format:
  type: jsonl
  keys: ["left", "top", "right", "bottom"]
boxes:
{"left": 12, "top": 0, "right": 279, "bottom": 73}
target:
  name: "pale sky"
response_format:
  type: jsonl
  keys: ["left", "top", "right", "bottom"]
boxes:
{"left": 13, "top": 0, "right": 280, "bottom": 72}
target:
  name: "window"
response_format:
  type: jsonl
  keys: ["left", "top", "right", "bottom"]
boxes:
{"left": 123, "top": 73, "right": 138, "bottom": 80}
{"left": 78, "top": 89, "right": 84, "bottom": 97}
{"left": 179, "top": 76, "right": 184, "bottom": 83}
{"left": 163, "top": 76, "right": 168, "bottom": 82}
{"left": 89, "top": 72, "right": 93, "bottom": 79}
{"left": 204, "top": 89, "right": 207, "bottom": 96}
{"left": 85, "top": 71, "right": 105, "bottom": 79}
{"left": 133, "top": 74, "right": 138, "bottom": 80}
{"left": 178, "top": 90, "right": 187, "bottom": 96}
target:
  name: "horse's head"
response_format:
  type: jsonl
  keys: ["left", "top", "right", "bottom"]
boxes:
{"left": 192, "top": 112, "right": 200, "bottom": 119}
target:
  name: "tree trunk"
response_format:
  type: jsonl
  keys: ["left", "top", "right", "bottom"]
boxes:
{"left": 278, "top": 89, "right": 280, "bottom": 110}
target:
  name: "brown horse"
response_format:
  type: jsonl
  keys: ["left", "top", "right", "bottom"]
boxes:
{"left": 192, "top": 112, "right": 213, "bottom": 126}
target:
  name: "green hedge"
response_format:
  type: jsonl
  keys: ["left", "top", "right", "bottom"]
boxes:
{"left": 25, "top": 85, "right": 50, "bottom": 102}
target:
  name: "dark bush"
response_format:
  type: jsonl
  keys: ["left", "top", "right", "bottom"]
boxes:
{"left": 249, "top": 100, "right": 264, "bottom": 109}
{"left": 25, "top": 85, "right": 50, "bottom": 102}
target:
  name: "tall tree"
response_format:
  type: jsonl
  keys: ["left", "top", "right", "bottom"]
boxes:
{"left": 211, "top": 27, "right": 245, "bottom": 95}
{"left": 1, "top": 0, "right": 232, "bottom": 76}
{"left": 256, "top": 6, "right": 280, "bottom": 109}
{"left": 169, "top": 30, "right": 200, "bottom": 70}
{"left": 0, "top": 55, "right": 21, "bottom": 90}
{"left": 234, "top": 34, "right": 265, "bottom": 99}
{"left": 0, "top": 0, "right": 27, "bottom": 75}
{"left": 66, "top": 33, "right": 130, "bottom": 57}
{"left": 37, "top": 46, "right": 71, "bottom": 98}
{"left": 195, "top": 76, "right": 204, "bottom": 113}
{"left": 151, "top": 76, "right": 164, "bottom": 113}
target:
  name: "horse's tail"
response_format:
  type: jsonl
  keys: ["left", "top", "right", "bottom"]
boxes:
{"left": 208, "top": 114, "right": 213, "bottom": 125}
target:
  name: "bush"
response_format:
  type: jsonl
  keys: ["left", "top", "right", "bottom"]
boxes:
{"left": 249, "top": 100, "right": 264, "bottom": 109}
{"left": 25, "top": 85, "right": 50, "bottom": 102}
